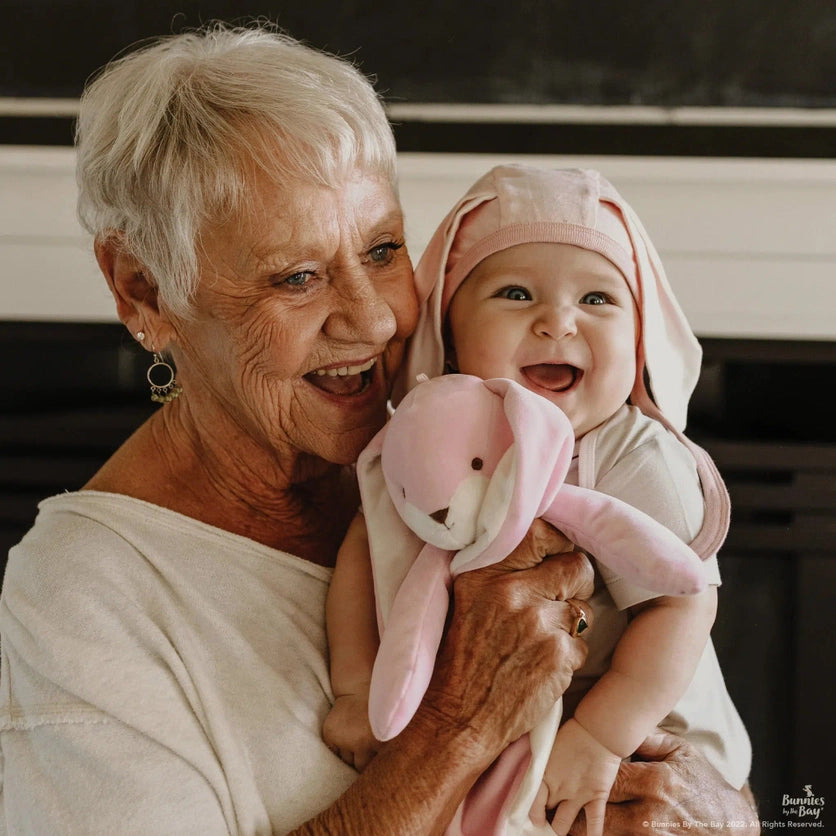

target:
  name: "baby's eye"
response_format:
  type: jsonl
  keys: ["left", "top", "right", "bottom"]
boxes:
{"left": 499, "top": 286, "right": 531, "bottom": 301}
{"left": 581, "top": 291, "right": 609, "bottom": 305}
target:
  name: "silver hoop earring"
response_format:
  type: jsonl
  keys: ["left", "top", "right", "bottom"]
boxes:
{"left": 147, "top": 353, "right": 182, "bottom": 404}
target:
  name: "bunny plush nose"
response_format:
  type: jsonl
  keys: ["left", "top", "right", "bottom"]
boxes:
{"left": 429, "top": 508, "right": 449, "bottom": 525}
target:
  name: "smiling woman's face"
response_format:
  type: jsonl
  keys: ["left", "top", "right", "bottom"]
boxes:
{"left": 169, "top": 167, "right": 418, "bottom": 467}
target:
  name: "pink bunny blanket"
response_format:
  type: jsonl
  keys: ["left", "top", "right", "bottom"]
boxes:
{"left": 356, "top": 372, "right": 710, "bottom": 835}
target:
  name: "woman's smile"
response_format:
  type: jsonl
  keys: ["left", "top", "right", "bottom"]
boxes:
{"left": 305, "top": 356, "right": 379, "bottom": 396}
{"left": 171, "top": 169, "right": 417, "bottom": 465}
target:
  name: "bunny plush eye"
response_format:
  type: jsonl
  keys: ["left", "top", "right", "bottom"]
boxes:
{"left": 471, "top": 458, "right": 483, "bottom": 470}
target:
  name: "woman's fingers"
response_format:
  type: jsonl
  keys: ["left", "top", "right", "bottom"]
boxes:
{"left": 553, "top": 597, "right": 593, "bottom": 638}
{"left": 542, "top": 601, "right": 590, "bottom": 699}
{"left": 494, "top": 518, "right": 575, "bottom": 572}
{"left": 523, "top": 547, "right": 596, "bottom": 603}
{"left": 529, "top": 782, "right": 550, "bottom": 827}
{"left": 420, "top": 520, "right": 595, "bottom": 763}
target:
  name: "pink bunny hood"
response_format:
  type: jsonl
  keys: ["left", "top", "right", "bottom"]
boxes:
{"left": 395, "top": 164, "right": 729, "bottom": 558}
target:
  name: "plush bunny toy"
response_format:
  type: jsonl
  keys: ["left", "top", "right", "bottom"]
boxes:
{"left": 356, "top": 372, "right": 708, "bottom": 835}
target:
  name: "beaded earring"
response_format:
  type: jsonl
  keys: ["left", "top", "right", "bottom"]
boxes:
{"left": 146, "top": 352, "right": 182, "bottom": 404}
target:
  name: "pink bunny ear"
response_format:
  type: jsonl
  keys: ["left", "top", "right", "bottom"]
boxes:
{"left": 391, "top": 189, "right": 497, "bottom": 406}
{"left": 356, "top": 422, "right": 386, "bottom": 473}
{"left": 597, "top": 186, "right": 700, "bottom": 435}
{"left": 543, "top": 483, "right": 707, "bottom": 596}
{"left": 368, "top": 543, "right": 453, "bottom": 741}
{"left": 491, "top": 378, "right": 575, "bottom": 511}
{"left": 450, "top": 378, "right": 575, "bottom": 576}
{"left": 596, "top": 186, "right": 730, "bottom": 560}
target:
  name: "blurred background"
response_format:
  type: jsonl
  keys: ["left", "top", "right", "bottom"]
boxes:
{"left": 1, "top": 0, "right": 834, "bottom": 822}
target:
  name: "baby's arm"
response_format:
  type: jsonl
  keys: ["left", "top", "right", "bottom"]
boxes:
{"left": 541, "top": 587, "right": 717, "bottom": 836}
{"left": 323, "top": 512, "right": 381, "bottom": 770}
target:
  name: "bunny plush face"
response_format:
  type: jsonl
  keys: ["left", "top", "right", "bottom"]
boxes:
{"left": 371, "top": 373, "right": 706, "bottom": 591}
{"left": 367, "top": 372, "right": 709, "bottom": 761}
{"left": 380, "top": 374, "right": 515, "bottom": 550}
{"left": 378, "top": 374, "right": 578, "bottom": 576}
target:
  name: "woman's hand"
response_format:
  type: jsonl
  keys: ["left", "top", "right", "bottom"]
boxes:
{"left": 295, "top": 520, "right": 594, "bottom": 835}
{"left": 418, "top": 519, "right": 594, "bottom": 760}
{"left": 568, "top": 731, "right": 761, "bottom": 836}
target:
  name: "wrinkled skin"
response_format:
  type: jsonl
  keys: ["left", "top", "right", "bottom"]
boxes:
{"left": 567, "top": 732, "right": 761, "bottom": 836}
{"left": 424, "top": 521, "right": 594, "bottom": 754}
{"left": 95, "top": 167, "right": 418, "bottom": 562}
{"left": 295, "top": 522, "right": 595, "bottom": 835}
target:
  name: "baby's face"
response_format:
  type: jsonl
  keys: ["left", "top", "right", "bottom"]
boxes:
{"left": 447, "top": 242, "right": 638, "bottom": 438}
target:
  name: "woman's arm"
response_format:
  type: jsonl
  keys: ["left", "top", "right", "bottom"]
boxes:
{"left": 577, "top": 730, "right": 761, "bottom": 836}
{"left": 295, "top": 521, "right": 594, "bottom": 835}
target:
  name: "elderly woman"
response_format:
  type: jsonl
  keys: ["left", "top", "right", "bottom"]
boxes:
{"left": 0, "top": 24, "right": 758, "bottom": 835}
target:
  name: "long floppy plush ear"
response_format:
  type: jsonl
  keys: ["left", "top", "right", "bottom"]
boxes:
{"left": 542, "top": 483, "right": 707, "bottom": 595}
{"left": 367, "top": 543, "right": 453, "bottom": 741}
{"left": 391, "top": 190, "right": 496, "bottom": 406}
{"left": 359, "top": 407, "right": 457, "bottom": 742}
{"left": 450, "top": 378, "right": 575, "bottom": 575}
{"left": 356, "top": 428, "right": 425, "bottom": 627}
{"left": 601, "top": 186, "right": 730, "bottom": 560}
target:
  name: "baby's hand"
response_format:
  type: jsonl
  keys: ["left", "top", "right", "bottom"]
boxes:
{"left": 322, "top": 691, "right": 379, "bottom": 771}
{"left": 533, "top": 717, "right": 622, "bottom": 836}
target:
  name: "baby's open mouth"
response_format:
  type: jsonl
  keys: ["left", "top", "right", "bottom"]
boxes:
{"left": 305, "top": 358, "right": 376, "bottom": 396}
{"left": 521, "top": 363, "right": 581, "bottom": 393}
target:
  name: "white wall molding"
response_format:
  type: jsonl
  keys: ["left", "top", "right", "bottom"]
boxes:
{"left": 387, "top": 103, "right": 836, "bottom": 127}
{"left": 4, "top": 97, "right": 836, "bottom": 126}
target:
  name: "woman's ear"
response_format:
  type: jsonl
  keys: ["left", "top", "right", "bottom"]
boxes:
{"left": 94, "top": 235, "right": 176, "bottom": 348}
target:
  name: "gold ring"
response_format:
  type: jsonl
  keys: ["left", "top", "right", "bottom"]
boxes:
{"left": 570, "top": 608, "right": 589, "bottom": 638}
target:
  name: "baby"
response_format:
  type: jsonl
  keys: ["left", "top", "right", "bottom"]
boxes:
{"left": 324, "top": 165, "right": 750, "bottom": 835}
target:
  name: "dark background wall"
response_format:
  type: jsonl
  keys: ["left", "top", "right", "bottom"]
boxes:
{"left": 1, "top": 1, "right": 835, "bottom": 156}
{"left": 2, "top": 0, "right": 835, "bottom": 106}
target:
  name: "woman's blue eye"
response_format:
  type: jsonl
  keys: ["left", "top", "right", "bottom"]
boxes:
{"left": 501, "top": 286, "right": 531, "bottom": 301}
{"left": 369, "top": 241, "right": 404, "bottom": 264}
{"left": 274, "top": 271, "right": 315, "bottom": 290}
{"left": 284, "top": 272, "right": 311, "bottom": 287}
{"left": 581, "top": 291, "right": 608, "bottom": 305}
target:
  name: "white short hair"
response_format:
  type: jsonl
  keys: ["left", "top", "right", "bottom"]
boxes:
{"left": 76, "top": 22, "right": 398, "bottom": 318}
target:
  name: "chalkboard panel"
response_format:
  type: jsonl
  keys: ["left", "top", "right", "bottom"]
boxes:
{"left": 2, "top": 0, "right": 835, "bottom": 108}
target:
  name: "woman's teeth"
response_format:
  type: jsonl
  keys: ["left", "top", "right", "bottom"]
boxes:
{"left": 306, "top": 357, "right": 378, "bottom": 395}
{"left": 313, "top": 358, "right": 376, "bottom": 377}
